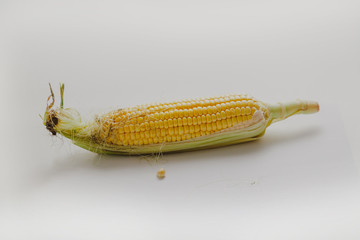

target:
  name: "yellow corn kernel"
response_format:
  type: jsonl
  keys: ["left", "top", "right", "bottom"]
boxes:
{"left": 194, "top": 125, "right": 200, "bottom": 132}
{"left": 192, "top": 117, "right": 197, "bottom": 125}
{"left": 184, "top": 125, "right": 189, "bottom": 134}
{"left": 201, "top": 115, "right": 206, "bottom": 124}
{"left": 179, "top": 126, "right": 184, "bottom": 135}
{"left": 216, "top": 120, "right": 222, "bottom": 129}
{"left": 168, "top": 119, "right": 174, "bottom": 128}
{"left": 178, "top": 118, "right": 183, "bottom": 126}
{"left": 163, "top": 119, "right": 168, "bottom": 128}
{"left": 189, "top": 125, "right": 195, "bottom": 133}
{"left": 222, "top": 119, "right": 228, "bottom": 128}
{"left": 187, "top": 117, "right": 193, "bottom": 125}
{"left": 221, "top": 111, "right": 227, "bottom": 120}
{"left": 241, "top": 107, "right": 246, "bottom": 115}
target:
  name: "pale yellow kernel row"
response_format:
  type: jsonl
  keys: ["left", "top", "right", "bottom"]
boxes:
{"left": 142, "top": 99, "right": 257, "bottom": 115}
{"left": 109, "top": 99, "right": 259, "bottom": 120}
{"left": 117, "top": 105, "right": 256, "bottom": 124}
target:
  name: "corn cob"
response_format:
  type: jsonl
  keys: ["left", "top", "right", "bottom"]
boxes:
{"left": 43, "top": 84, "right": 319, "bottom": 155}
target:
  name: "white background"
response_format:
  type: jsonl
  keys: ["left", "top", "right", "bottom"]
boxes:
{"left": 0, "top": 0, "right": 360, "bottom": 239}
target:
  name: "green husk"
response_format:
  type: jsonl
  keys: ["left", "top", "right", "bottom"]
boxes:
{"left": 43, "top": 84, "right": 319, "bottom": 155}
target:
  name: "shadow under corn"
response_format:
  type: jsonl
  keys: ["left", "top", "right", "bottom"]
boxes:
{"left": 23, "top": 125, "right": 322, "bottom": 191}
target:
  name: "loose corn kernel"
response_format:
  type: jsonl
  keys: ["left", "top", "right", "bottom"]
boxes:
{"left": 157, "top": 168, "right": 165, "bottom": 179}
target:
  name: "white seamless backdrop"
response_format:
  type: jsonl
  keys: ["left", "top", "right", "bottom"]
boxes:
{"left": 0, "top": 1, "right": 359, "bottom": 239}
